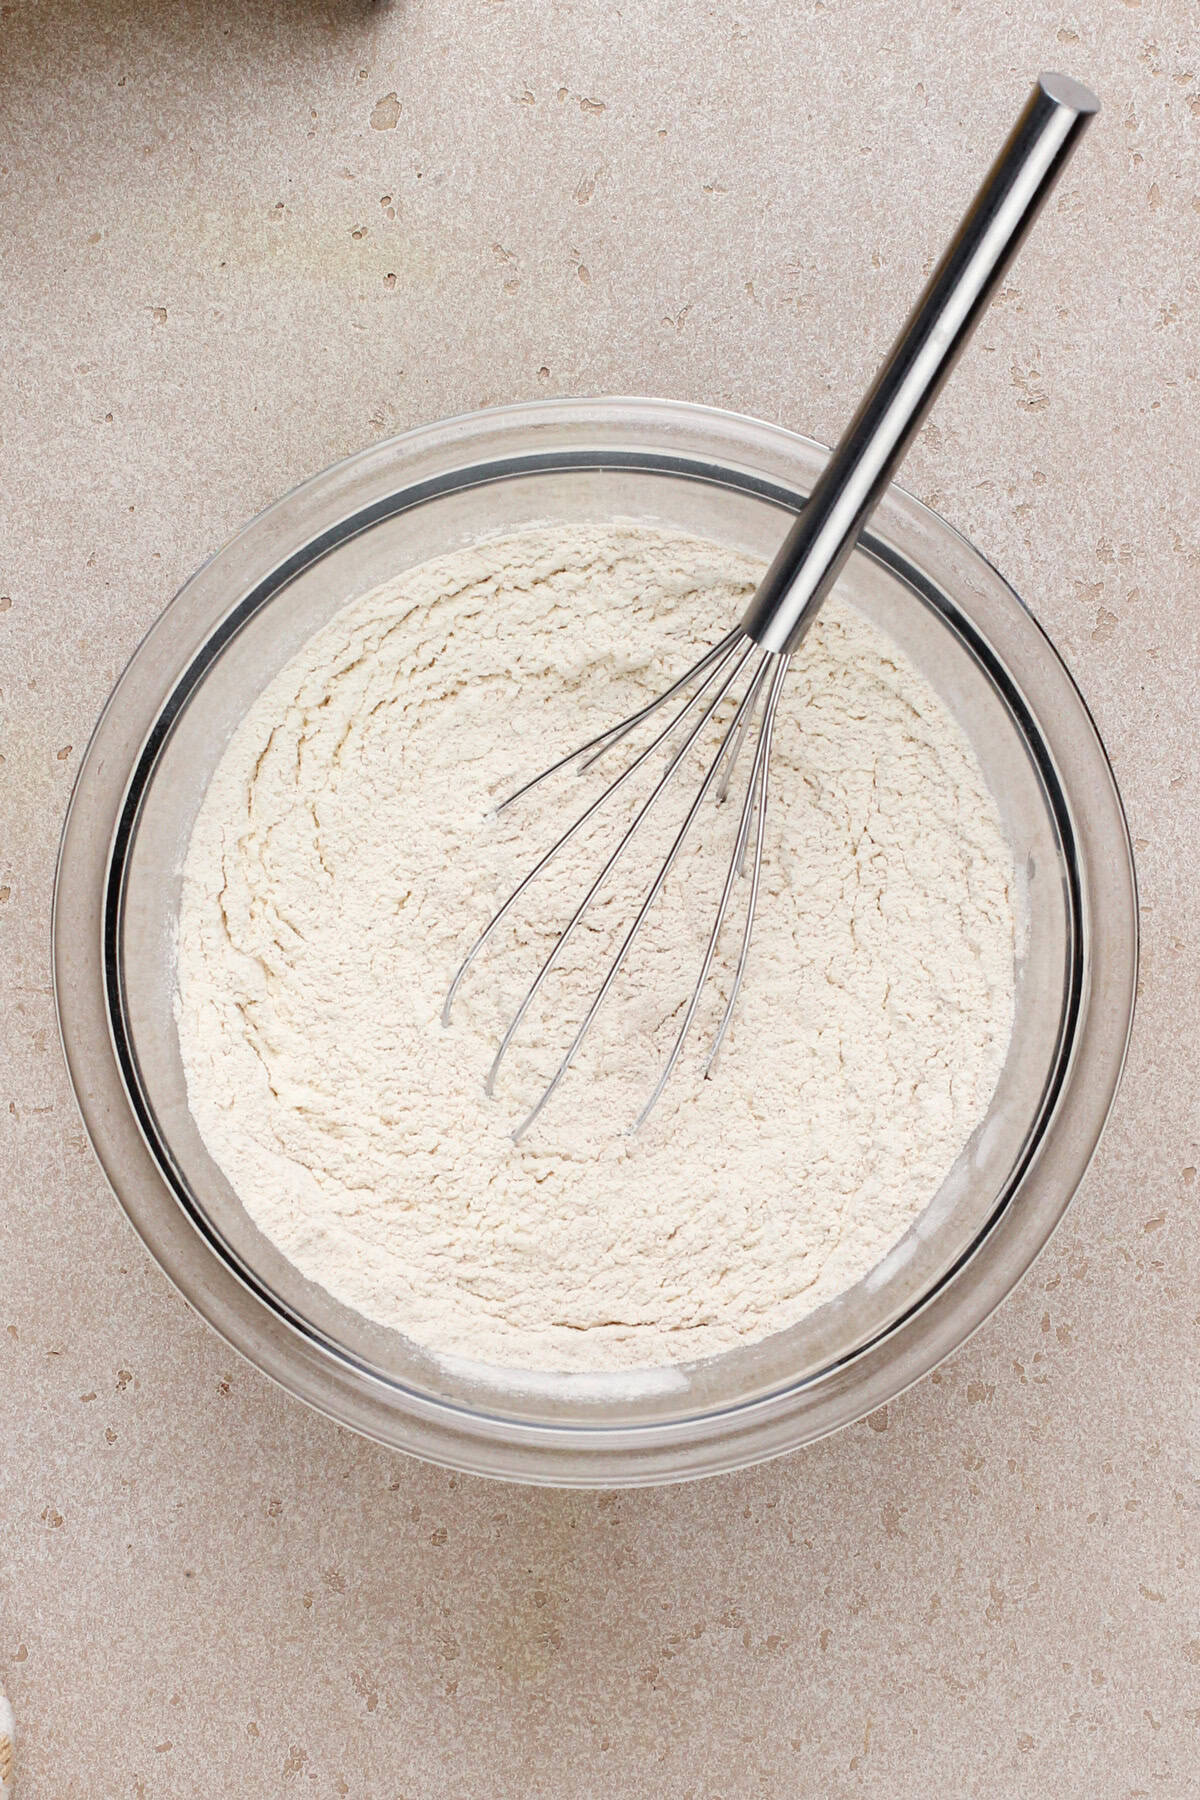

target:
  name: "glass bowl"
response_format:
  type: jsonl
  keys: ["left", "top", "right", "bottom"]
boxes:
{"left": 53, "top": 398, "right": 1137, "bottom": 1486}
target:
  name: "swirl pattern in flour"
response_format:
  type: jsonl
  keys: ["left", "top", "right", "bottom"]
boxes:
{"left": 175, "top": 524, "right": 1015, "bottom": 1372}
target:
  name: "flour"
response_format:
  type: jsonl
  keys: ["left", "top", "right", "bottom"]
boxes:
{"left": 175, "top": 523, "right": 1015, "bottom": 1372}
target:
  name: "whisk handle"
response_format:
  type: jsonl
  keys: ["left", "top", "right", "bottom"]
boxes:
{"left": 742, "top": 72, "right": 1099, "bottom": 656}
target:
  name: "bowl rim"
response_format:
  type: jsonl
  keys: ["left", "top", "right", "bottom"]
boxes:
{"left": 52, "top": 396, "right": 1139, "bottom": 1486}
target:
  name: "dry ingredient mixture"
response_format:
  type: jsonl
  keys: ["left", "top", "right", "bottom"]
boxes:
{"left": 175, "top": 524, "right": 1015, "bottom": 1372}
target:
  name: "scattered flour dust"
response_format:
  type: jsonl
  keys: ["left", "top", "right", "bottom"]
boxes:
{"left": 175, "top": 523, "right": 1015, "bottom": 1373}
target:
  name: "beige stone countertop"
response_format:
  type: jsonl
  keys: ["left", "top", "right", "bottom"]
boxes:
{"left": 2, "top": 3, "right": 1197, "bottom": 1795}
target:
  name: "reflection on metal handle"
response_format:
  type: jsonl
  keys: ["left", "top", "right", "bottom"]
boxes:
{"left": 743, "top": 71, "right": 1100, "bottom": 655}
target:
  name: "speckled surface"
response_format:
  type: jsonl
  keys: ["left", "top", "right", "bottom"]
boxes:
{"left": 2, "top": 3, "right": 1197, "bottom": 1795}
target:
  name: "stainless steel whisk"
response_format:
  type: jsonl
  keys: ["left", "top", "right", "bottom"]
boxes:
{"left": 446, "top": 73, "right": 1099, "bottom": 1140}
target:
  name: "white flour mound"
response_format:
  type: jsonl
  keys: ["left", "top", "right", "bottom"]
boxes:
{"left": 176, "top": 523, "right": 1015, "bottom": 1372}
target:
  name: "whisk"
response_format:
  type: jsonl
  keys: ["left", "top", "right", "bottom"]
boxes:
{"left": 446, "top": 72, "right": 1099, "bottom": 1140}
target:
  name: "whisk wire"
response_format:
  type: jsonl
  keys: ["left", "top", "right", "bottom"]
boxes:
{"left": 632, "top": 651, "right": 784, "bottom": 1131}
{"left": 714, "top": 664, "right": 766, "bottom": 806}
{"left": 704, "top": 652, "right": 789, "bottom": 1078}
{"left": 511, "top": 649, "right": 775, "bottom": 1144}
{"left": 486, "top": 639, "right": 759, "bottom": 1099}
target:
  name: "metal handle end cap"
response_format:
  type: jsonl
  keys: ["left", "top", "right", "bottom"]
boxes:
{"left": 1038, "top": 71, "right": 1101, "bottom": 116}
